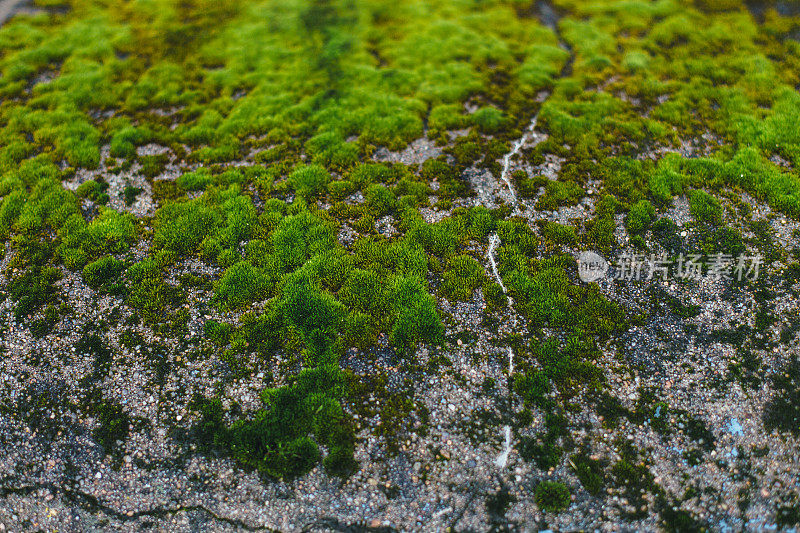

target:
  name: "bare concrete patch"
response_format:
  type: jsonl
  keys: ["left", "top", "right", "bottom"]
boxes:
{"left": 373, "top": 137, "right": 443, "bottom": 166}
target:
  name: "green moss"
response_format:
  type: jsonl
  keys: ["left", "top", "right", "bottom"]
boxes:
{"left": 0, "top": 190, "right": 25, "bottom": 238}
{"left": 388, "top": 275, "right": 444, "bottom": 353}
{"left": 514, "top": 370, "right": 550, "bottom": 408}
{"left": 2, "top": 0, "right": 800, "bottom": 490}
{"left": 29, "top": 304, "right": 61, "bottom": 338}
{"left": 428, "top": 103, "right": 468, "bottom": 137}
{"left": 288, "top": 164, "right": 331, "bottom": 199}
{"left": 177, "top": 168, "right": 213, "bottom": 191}
{"left": 689, "top": 190, "right": 723, "bottom": 226}
{"left": 365, "top": 184, "right": 396, "bottom": 216}
{"left": 306, "top": 132, "right": 358, "bottom": 171}
{"left": 327, "top": 180, "right": 355, "bottom": 202}
{"left": 153, "top": 185, "right": 255, "bottom": 263}
{"left": 536, "top": 180, "right": 584, "bottom": 211}
{"left": 571, "top": 453, "right": 605, "bottom": 495}
{"left": 483, "top": 281, "right": 507, "bottom": 311}
{"left": 140, "top": 154, "right": 169, "bottom": 178}
{"left": 266, "top": 209, "right": 327, "bottom": 261}
{"left": 626, "top": 199, "right": 655, "bottom": 235}
{"left": 763, "top": 356, "right": 800, "bottom": 436}
{"left": 649, "top": 165, "right": 685, "bottom": 205}
{"left": 92, "top": 400, "right": 130, "bottom": 453}
{"left": 9, "top": 266, "right": 61, "bottom": 323}
{"left": 152, "top": 180, "right": 183, "bottom": 204}
{"left": 110, "top": 126, "right": 148, "bottom": 159}
{"left": 601, "top": 158, "right": 650, "bottom": 204}
{"left": 497, "top": 218, "right": 538, "bottom": 257}
{"left": 541, "top": 221, "right": 577, "bottom": 245}
{"left": 349, "top": 163, "right": 396, "bottom": 189}
{"left": 339, "top": 269, "right": 386, "bottom": 317}
{"left": 125, "top": 252, "right": 184, "bottom": 325}
{"left": 214, "top": 261, "right": 269, "bottom": 310}
{"left": 280, "top": 272, "right": 346, "bottom": 365}
{"left": 471, "top": 106, "right": 507, "bottom": 134}
{"left": 441, "top": 254, "right": 485, "bottom": 301}
{"left": 704, "top": 226, "right": 746, "bottom": 256}
{"left": 192, "top": 365, "right": 356, "bottom": 479}
{"left": 534, "top": 481, "right": 571, "bottom": 513}
{"left": 123, "top": 184, "right": 143, "bottom": 206}
{"left": 76, "top": 178, "right": 110, "bottom": 205}
{"left": 506, "top": 262, "right": 625, "bottom": 338}
{"left": 59, "top": 208, "right": 136, "bottom": 269}
{"left": 204, "top": 319, "right": 233, "bottom": 346}
{"left": 83, "top": 255, "right": 125, "bottom": 294}
{"left": 665, "top": 293, "right": 701, "bottom": 319}
{"left": 517, "top": 173, "right": 548, "bottom": 198}
{"left": 154, "top": 200, "right": 219, "bottom": 256}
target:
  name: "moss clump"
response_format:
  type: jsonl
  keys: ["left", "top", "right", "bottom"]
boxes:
{"left": 514, "top": 369, "right": 550, "bottom": 408}
{"left": 364, "top": 184, "right": 396, "bottom": 216}
{"left": 763, "top": 356, "right": 800, "bottom": 436}
{"left": 125, "top": 252, "right": 185, "bottom": 325}
{"left": 626, "top": 200, "right": 655, "bottom": 235}
{"left": 29, "top": 304, "right": 61, "bottom": 338}
{"left": 388, "top": 275, "right": 444, "bottom": 353}
{"left": 76, "top": 178, "right": 110, "bottom": 205}
{"left": 92, "top": 400, "right": 131, "bottom": 453}
{"left": 571, "top": 452, "right": 605, "bottom": 495}
{"left": 534, "top": 481, "right": 571, "bottom": 513}
{"left": 483, "top": 281, "right": 507, "bottom": 311}
{"left": 441, "top": 254, "right": 485, "bottom": 302}
{"left": 140, "top": 154, "right": 169, "bottom": 178}
{"left": 280, "top": 272, "right": 346, "bottom": 366}
{"left": 153, "top": 185, "right": 255, "bottom": 263}
{"left": 518, "top": 412, "right": 569, "bottom": 469}
{"left": 585, "top": 194, "right": 620, "bottom": 252}
{"left": 59, "top": 208, "right": 137, "bottom": 269}
{"left": 288, "top": 164, "right": 330, "bottom": 200}
{"left": 472, "top": 106, "right": 507, "bottom": 134}
{"left": 541, "top": 221, "right": 577, "bottom": 245}
{"left": 192, "top": 365, "right": 356, "bottom": 479}
{"left": 177, "top": 168, "right": 214, "bottom": 192}
{"left": 123, "top": 185, "right": 143, "bottom": 206}
{"left": 516, "top": 172, "right": 547, "bottom": 199}
{"left": 9, "top": 266, "right": 61, "bottom": 323}
{"left": 83, "top": 255, "right": 126, "bottom": 294}
{"left": 689, "top": 190, "right": 723, "bottom": 226}
{"left": 536, "top": 180, "right": 584, "bottom": 211}
{"left": 204, "top": 319, "right": 233, "bottom": 346}
{"left": 213, "top": 261, "right": 269, "bottom": 310}
{"left": 649, "top": 166, "right": 684, "bottom": 205}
